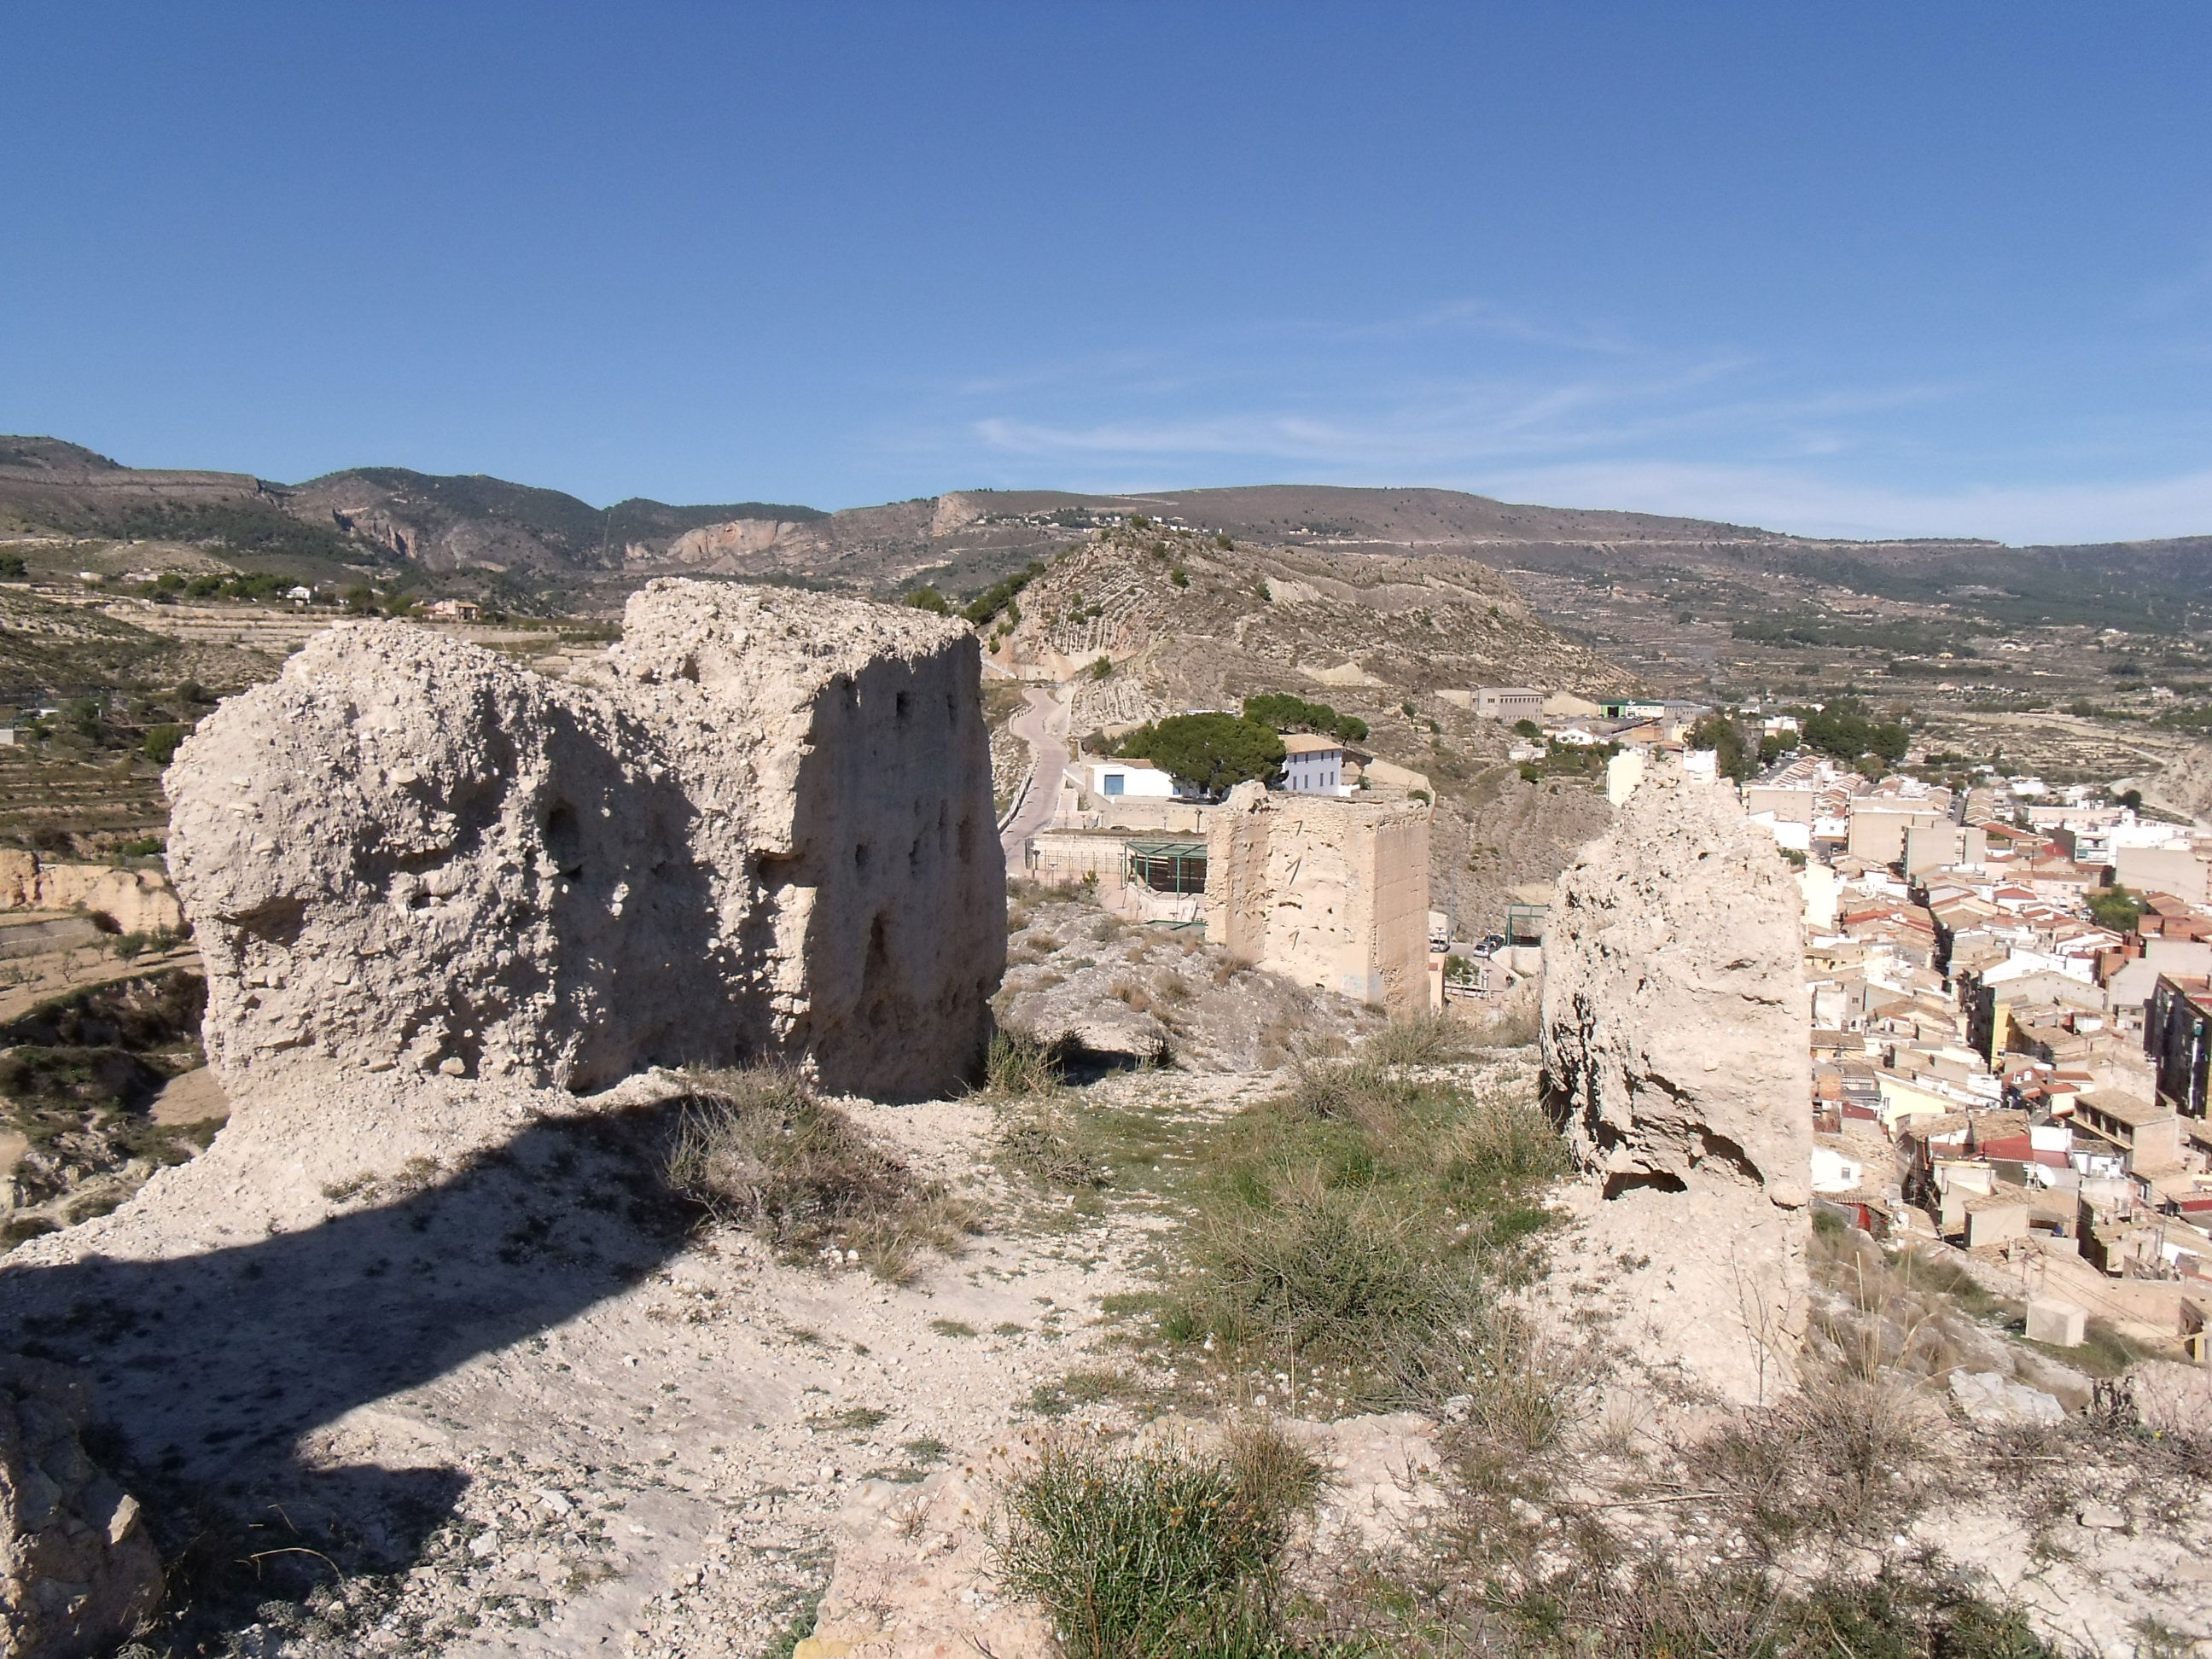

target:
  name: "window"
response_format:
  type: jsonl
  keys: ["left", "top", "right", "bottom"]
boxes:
{"left": 1103, "top": 773, "right": 1124, "bottom": 795}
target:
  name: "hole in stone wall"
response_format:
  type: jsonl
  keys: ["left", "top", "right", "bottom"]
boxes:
{"left": 853, "top": 843, "right": 870, "bottom": 871}
{"left": 544, "top": 802, "right": 585, "bottom": 880}
{"left": 1601, "top": 1170, "right": 1689, "bottom": 1200}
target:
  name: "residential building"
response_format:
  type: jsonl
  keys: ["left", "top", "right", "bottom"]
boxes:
{"left": 2147, "top": 974, "right": 2212, "bottom": 1121}
{"left": 1087, "top": 759, "right": 1179, "bottom": 800}
{"left": 2116, "top": 844, "right": 2212, "bottom": 905}
{"left": 1278, "top": 733, "right": 1348, "bottom": 795}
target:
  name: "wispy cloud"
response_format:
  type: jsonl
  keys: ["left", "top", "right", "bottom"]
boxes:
{"left": 1470, "top": 459, "right": 2212, "bottom": 544}
{"left": 891, "top": 294, "right": 2211, "bottom": 544}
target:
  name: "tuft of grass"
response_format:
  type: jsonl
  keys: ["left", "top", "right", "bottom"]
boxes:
{"left": 1691, "top": 1377, "right": 1942, "bottom": 1551}
{"left": 1361, "top": 1012, "right": 1469, "bottom": 1068}
{"left": 1284, "top": 1057, "right": 1418, "bottom": 1131}
{"left": 1161, "top": 1071, "right": 1566, "bottom": 1411}
{"left": 1026, "top": 1368, "right": 1138, "bottom": 1417}
{"left": 994, "top": 1435, "right": 1327, "bottom": 1658}
{"left": 806, "top": 1405, "right": 890, "bottom": 1433}
{"left": 668, "top": 1066, "right": 976, "bottom": 1283}
{"left": 998, "top": 1097, "right": 1112, "bottom": 1190}
{"left": 984, "top": 1028, "right": 1065, "bottom": 1098}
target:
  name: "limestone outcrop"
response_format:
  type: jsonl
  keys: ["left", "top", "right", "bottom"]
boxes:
{"left": 1540, "top": 762, "right": 1810, "bottom": 1401}
{"left": 0, "top": 854, "right": 185, "bottom": 938}
{"left": 0, "top": 1359, "right": 162, "bottom": 1659}
{"left": 165, "top": 579, "right": 1004, "bottom": 1101}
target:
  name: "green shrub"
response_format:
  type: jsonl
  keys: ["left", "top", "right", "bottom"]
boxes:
{"left": 995, "top": 1435, "right": 1323, "bottom": 1658}
{"left": 142, "top": 723, "right": 184, "bottom": 765}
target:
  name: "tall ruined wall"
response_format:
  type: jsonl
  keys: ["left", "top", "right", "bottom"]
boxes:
{"left": 166, "top": 580, "right": 1003, "bottom": 1102}
{"left": 1543, "top": 767, "right": 1809, "bottom": 1202}
{"left": 1202, "top": 784, "right": 1429, "bottom": 1012}
{"left": 1540, "top": 762, "right": 1810, "bottom": 1402}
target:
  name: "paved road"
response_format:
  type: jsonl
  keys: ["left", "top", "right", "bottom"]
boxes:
{"left": 999, "top": 684, "right": 1071, "bottom": 863}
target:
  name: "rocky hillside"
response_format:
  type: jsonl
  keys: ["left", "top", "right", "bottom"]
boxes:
{"left": 283, "top": 468, "right": 822, "bottom": 573}
{"left": 990, "top": 521, "right": 1627, "bottom": 704}
{"left": 992, "top": 521, "right": 1627, "bottom": 929}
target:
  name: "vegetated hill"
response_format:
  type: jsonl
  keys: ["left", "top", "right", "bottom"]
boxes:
{"left": 0, "top": 437, "right": 128, "bottom": 473}
{"left": 0, "top": 438, "right": 377, "bottom": 573}
{"left": 284, "top": 468, "right": 824, "bottom": 573}
{"left": 991, "top": 521, "right": 1629, "bottom": 929}
{"left": 0, "top": 588, "right": 273, "bottom": 701}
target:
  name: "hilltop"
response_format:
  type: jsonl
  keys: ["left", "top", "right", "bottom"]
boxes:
{"left": 987, "top": 520, "right": 1629, "bottom": 927}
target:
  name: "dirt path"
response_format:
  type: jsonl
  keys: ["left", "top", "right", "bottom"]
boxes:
{"left": 999, "top": 684, "right": 1071, "bottom": 860}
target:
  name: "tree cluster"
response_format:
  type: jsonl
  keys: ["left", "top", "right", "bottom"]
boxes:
{"left": 1115, "top": 713, "right": 1284, "bottom": 794}
{"left": 1241, "top": 693, "right": 1369, "bottom": 744}
{"left": 1801, "top": 699, "right": 1911, "bottom": 769}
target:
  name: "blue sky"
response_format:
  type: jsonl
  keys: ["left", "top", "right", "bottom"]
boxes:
{"left": 5, "top": 3, "right": 2209, "bottom": 543}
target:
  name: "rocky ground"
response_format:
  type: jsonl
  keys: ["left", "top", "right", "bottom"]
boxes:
{"left": 3, "top": 1038, "right": 2209, "bottom": 1657}
{"left": 994, "top": 891, "right": 1386, "bottom": 1071}
{"left": 3, "top": 1065, "right": 1273, "bottom": 1656}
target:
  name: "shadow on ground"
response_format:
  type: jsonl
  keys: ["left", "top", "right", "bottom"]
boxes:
{"left": 0, "top": 1094, "right": 705, "bottom": 1650}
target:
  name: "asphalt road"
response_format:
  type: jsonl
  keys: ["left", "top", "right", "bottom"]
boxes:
{"left": 999, "top": 684, "right": 1070, "bottom": 862}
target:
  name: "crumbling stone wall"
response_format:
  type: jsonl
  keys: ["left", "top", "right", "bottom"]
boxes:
{"left": 165, "top": 580, "right": 1004, "bottom": 1101}
{"left": 1202, "top": 783, "right": 1429, "bottom": 1013}
{"left": 1541, "top": 762, "right": 1810, "bottom": 1401}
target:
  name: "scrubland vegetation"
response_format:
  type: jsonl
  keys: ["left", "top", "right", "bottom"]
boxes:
{"left": 964, "top": 1010, "right": 2151, "bottom": 1659}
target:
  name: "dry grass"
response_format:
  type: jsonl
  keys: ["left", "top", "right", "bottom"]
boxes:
{"left": 1360, "top": 1012, "right": 1469, "bottom": 1068}
{"left": 1161, "top": 1067, "right": 1566, "bottom": 1412}
{"left": 983, "top": 1027, "right": 1065, "bottom": 1098}
{"left": 668, "top": 1066, "right": 976, "bottom": 1283}
{"left": 998, "top": 1096, "right": 1112, "bottom": 1190}
{"left": 1691, "top": 1377, "right": 1945, "bottom": 1551}
{"left": 1476, "top": 1559, "right": 2058, "bottom": 1659}
{"left": 993, "top": 1429, "right": 1330, "bottom": 1658}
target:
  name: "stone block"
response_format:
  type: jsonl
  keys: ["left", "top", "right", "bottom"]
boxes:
{"left": 2026, "top": 1296, "right": 2088, "bottom": 1348}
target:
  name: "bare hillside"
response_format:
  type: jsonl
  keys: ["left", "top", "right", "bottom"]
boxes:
{"left": 993, "top": 523, "right": 1628, "bottom": 928}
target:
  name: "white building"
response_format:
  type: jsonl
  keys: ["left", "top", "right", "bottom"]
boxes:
{"left": 1279, "top": 733, "right": 1350, "bottom": 795}
{"left": 1087, "top": 759, "right": 1179, "bottom": 800}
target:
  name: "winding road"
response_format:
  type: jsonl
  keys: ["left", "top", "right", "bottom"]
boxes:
{"left": 998, "top": 684, "right": 1072, "bottom": 862}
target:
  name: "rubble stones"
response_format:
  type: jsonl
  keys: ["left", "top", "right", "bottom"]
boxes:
{"left": 0, "top": 1358, "right": 162, "bottom": 1659}
{"left": 1948, "top": 1369, "right": 2066, "bottom": 1426}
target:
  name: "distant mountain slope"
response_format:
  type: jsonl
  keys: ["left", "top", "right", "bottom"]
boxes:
{"left": 3, "top": 438, "right": 2206, "bottom": 640}
{"left": 286, "top": 468, "right": 824, "bottom": 573}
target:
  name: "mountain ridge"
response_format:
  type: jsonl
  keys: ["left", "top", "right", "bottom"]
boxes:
{"left": 2, "top": 438, "right": 2207, "bottom": 642}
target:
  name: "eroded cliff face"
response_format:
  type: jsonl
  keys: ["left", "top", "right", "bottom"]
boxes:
{"left": 165, "top": 579, "right": 1004, "bottom": 1102}
{"left": 1540, "top": 762, "right": 1810, "bottom": 1402}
